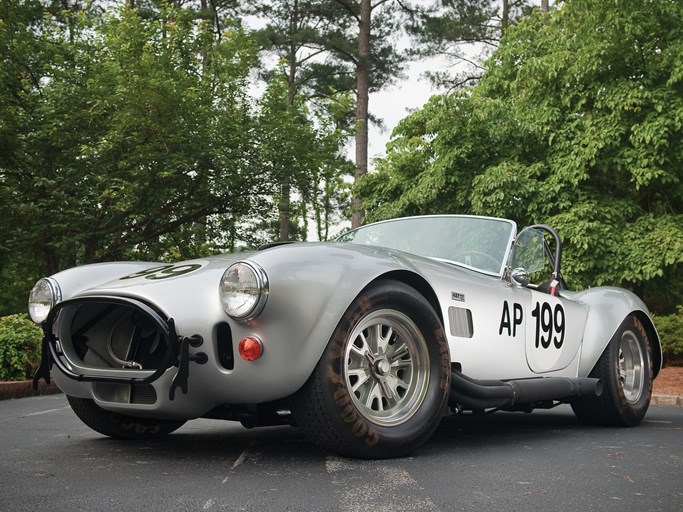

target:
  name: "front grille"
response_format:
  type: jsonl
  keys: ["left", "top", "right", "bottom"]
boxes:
{"left": 65, "top": 302, "right": 167, "bottom": 370}
{"left": 131, "top": 384, "right": 157, "bottom": 404}
{"left": 46, "top": 296, "right": 176, "bottom": 386}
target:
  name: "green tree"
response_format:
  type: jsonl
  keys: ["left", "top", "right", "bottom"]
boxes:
{"left": 407, "top": 0, "right": 534, "bottom": 88}
{"left": 0, "top": 0, "right": 59, "bottom": 314}
{"left": 314, "top": 0, "right": 505, "bottom": 227}
{"left": 242, "top": 0, "right": 507, "bottom": 230}
{"left": 254, "top": 77, "right": 351, "bottom": 244}
{"left": 359, "top": 0, "right": 683, "bottom": 313}
{"left": 0, "top": 3, "right": 260, "bottom": 311}
{"left": 244, "top": 0, "right": 354, "bottom": 241}
{"left": 243, "top": 0, "right": 394, "bottom": 232}
{"left": 320, "top": 0, "right": 409, "bottom": 228}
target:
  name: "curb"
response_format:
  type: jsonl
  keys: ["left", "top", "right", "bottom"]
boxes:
{"left": 0, "top": 380, "right": 62, "bottom": 401}
{"left": 651, "top": 394, "right": 683, "bottom": 407}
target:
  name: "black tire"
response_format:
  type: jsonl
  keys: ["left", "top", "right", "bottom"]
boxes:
{"left": 289, "top": 280, "right": 450, "bottom": 458}
{"left": 571, "top": 314, "right": 653, "bottom": 426}
{"left": 67, "top": 395, "right": 186, "bottom": 439}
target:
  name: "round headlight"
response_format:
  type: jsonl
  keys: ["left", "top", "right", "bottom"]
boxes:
{"left": 220, "top": 262, "right": 268, "bottom": 320}
{"left": 28, "top": 277, "right": 62, "bottom": 324}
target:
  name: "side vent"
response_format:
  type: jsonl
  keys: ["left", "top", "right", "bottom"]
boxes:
{"left": 448, "top": 307, "right": 474, "bottom": 338}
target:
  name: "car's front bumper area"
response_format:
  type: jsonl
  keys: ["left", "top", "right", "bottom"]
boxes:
{"left": 33, "top": 295, "right": 213, "bottom": 413}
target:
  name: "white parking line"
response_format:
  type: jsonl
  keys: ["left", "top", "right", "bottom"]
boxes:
{"left": 222, "top": 441, "right": 258, "bottom": 483}
{"left": 325, "top": 456, "right": 441, "bottom": 512}
{"left": 21, "top": 406, "right": 70, "bottom": 418}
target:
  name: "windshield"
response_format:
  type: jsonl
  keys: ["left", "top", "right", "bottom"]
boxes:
{"left": 337, "top": 215, "right": 516, "bottom": 275}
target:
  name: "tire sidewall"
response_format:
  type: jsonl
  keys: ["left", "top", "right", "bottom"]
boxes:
{"left": 67, "top": 395, "right": 185, "bottom": 439}
{"left": 317, "top": 280, "right": 450, "bottom": 457}
{"left": 603, "top": 315, "right": 653, "bottom": 425}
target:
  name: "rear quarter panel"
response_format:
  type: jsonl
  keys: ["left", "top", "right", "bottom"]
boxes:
{"left": 563, "top": 287, "right": 662, "bottom": 378}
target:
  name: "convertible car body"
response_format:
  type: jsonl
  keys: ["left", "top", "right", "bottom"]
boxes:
{"left": 30, "top": 215, "right": 661, "bottom": 458}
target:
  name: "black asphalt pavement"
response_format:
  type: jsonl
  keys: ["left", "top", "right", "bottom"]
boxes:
{"left": 1, "top": 394, "right": 681, "bottom": 512}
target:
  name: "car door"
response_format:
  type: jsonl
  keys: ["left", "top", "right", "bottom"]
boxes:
{"left": 510, "top": 227, "right": 587, "bottom": 374}
{"left": 523, "top": 289, "right": 587, "bottom": 373}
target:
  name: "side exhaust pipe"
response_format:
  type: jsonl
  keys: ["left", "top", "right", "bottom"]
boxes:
{"left": 450, "top": 371, "right": 603, "bottom": 410}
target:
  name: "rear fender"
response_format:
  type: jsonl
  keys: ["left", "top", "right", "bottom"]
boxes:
{"left": 569, "top": 287, "right": 662, "bottom": 378}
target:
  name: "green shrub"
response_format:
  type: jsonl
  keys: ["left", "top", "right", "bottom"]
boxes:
{"left": 653, "top": 306, "right": 683, "bottom": 366}
{"left": 0, "top": 314, "right": 43, "bottom": 381}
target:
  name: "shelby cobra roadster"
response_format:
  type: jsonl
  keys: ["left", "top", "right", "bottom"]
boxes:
{"left": 30, "top": 215, "right": 661, "bottom": 458}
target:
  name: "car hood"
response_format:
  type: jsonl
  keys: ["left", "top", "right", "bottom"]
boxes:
{"left": 54, "top": 241, "right": 497, "bottom": 320}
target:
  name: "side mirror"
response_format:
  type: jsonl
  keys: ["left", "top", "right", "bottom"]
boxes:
{"left": 510, "top": 267, "right": 531, "bottom": 287}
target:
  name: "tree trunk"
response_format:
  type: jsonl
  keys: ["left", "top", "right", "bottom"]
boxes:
{"left": 278, "top": 181, "right": 291, "bottom": 241}
{"left": 277, "top": 0, "right": 300, "bottom": 241}
{"left": 352, "top": 0, "right": 371, "bottom": 228}
{"left": 502, "top": 0, "right": 510, "bottom": 32}
{"left": 541, "top": 0, "right": 549, "bottom": 13}
{"left": 44, "top": 246, "right": 59, "bottom": 276}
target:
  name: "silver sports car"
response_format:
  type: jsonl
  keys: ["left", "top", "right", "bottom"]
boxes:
{"left": 29, "top": 215, "right": 661, "bottom": 458}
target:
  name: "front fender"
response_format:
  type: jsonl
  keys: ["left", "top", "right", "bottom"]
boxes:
{"left": 566, "top": 287, "right": 662, "bottom": 378}
{"left": 240, "top": 243, "right": 421, "bottom": 402}
{"left": 48, "top": 262, "right": 162, "bottom": 301}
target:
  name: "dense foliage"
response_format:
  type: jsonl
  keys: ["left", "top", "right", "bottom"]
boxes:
{"left": 407, "top": 0, "right": 534, "bottom": 88}
{"left": 1, "top": 0, "right": 511, "bottom": 316}
{"left": 0, "top": 314, "right": 42, "bottom": 381}
{"left": 0, "top": 1, "right": 352, "bottom": 314}
{"left": 359, "top": 0, "right": 683, "bottom": 314}
{"left": 653, "top": 308, "right": 683, "bottom": 365}
{"left": 2, "top": 0, "right": 682, "bottom": 330}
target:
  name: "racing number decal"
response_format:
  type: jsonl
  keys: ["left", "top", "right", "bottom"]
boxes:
{"left": 498, "top": 301, "right": 523, "bottom": 337}
{"left": 499, "top": 300, "right": 566, "bottom": 350}
{"left": 120, "top": 264, "right": 202, "bottom": 281}
{"left": 531, "top": 302, "right": 565, "bottom": 349}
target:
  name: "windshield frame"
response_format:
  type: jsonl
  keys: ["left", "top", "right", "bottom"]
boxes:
{"left": 337, "top": 215, "right": 517, "bottom": 277}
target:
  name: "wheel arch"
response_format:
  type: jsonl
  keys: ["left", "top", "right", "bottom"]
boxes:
{"left": 573, "top": 287, "right": 662, "bottom": 379}
{"left": 369, "top": 270, "right": 444, "bottom": 327}
{"left": 632, "top": 310, "right": 662, "bottom": 379}
{"left": 287, "top": 273, "right": 451, "bottom": 457}
{"left": 248, "top": 247, "right": 449, "bottom": 404}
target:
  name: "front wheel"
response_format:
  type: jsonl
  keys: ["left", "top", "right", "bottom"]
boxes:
{"left": 571, "top": 314, "right": 653, "bottom": 426}
{"left": 289, "top": 280, "right": 450, "bottom": 458}
{"left": 67, "top": 396, "right": 186, "bottom": 439}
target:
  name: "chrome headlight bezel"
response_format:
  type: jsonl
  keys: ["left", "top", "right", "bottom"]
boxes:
{"left": 219, "top": 262, "right": 269, "bottom": 321}
{"left": 28, "top": 277, "right": 62, "bottom": 324}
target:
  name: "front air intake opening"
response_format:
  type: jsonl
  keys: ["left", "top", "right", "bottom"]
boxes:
{"left": 61, "top": 302, "right": 168, "bottom": 371}
{"left": 47, "top": 297, "right": 176, "bottom": 385}
{"left": 92, "top": 382, "right": 158, "bottom": 405}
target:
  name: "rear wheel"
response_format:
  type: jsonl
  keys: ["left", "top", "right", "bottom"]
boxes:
{"left": 289, "top": 280, "right": 450, "bottom": 458}
{"left": 571, "top": 314, "right": 653, "bottom": 426}
{"left": 67, "top": 395, "right": 186, "bottom": 439}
